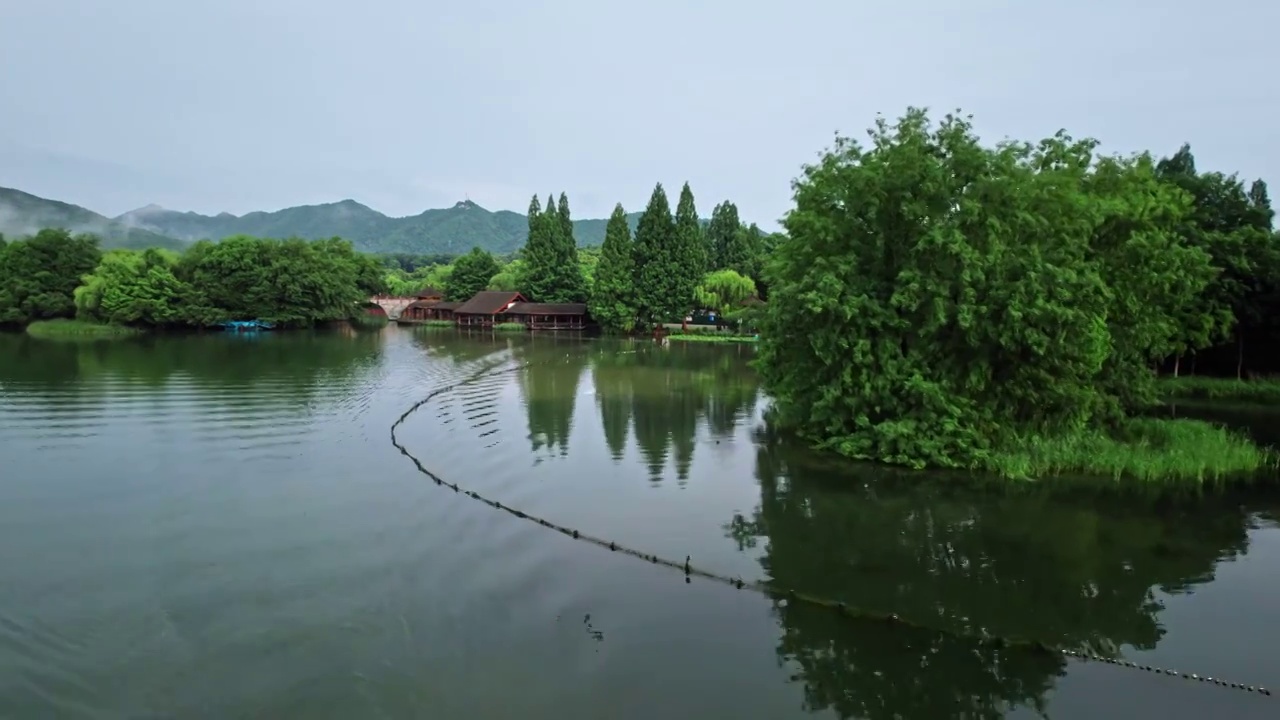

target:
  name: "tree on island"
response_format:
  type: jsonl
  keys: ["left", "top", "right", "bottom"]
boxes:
{"left": 754, "top": 107, "right": 1226, "bottom": 476}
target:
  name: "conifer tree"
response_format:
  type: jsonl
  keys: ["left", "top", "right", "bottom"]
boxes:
{"left": 589, "top": 204, "right": 637, "bottom": 331}
{"left": 557, "top": 192, "right": 575, "bottom": 247}
{"left": 632, "top": 183, "right": 679, "bottom": 326}
{"left": 527, "top": 194, "right": 541, "bottom": 237}
{"left": 707, "top": 201, "right": 745, "bottom": 271}
{"left": 525, "top": 192, "right": 586, "bottom": 303}
{"left": 673, "top": 182, "right": 706, "bottom": 303}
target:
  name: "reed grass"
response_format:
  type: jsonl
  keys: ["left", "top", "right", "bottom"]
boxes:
{"left": 25, "top": 319, "right": 143, "bottom": 339}
{"left": 988, "top": 418, "right": 1276, "bottom": 484}
{"left": 1160, "top": 375, "right": 1280, "bottom": 404}
{"left": 494, "top": 322, "right": 527, "bottom": 332}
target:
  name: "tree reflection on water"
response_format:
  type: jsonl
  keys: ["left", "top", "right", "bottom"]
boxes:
{"left": 730, "top": 429, "right": 1268, "bottom": 718}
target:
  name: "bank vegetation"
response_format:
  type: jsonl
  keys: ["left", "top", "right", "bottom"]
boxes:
{"left": 754, "top": 108, "right": 1279, "bottom": 482}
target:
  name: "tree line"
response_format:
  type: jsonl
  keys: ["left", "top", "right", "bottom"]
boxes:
{"left": 0, "top": 230, "right": 385, "bottom": 328}
{"left": 754, "top": 107, "right": 1278, "bottom": 477}
{"left": 3, "top": 184, "right": 775, "bottom": 333}
{"left": 382, "top": 187, "right": 780, "bottom": 331}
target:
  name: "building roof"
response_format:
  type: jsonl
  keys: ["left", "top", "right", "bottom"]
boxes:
{"left": 405, "top": 299, "right": 440, "bottom": 310}
{"left": 505, "top": 302, "right": 587, "bottom": 316}
{"left": 415, "top": 287, "right": 444, "bottom": 299}
{"left": 455, "top": 291, "right": 526, "bottom": 315}
{"left": 430, "top": 301, "right": 462, "bottom": 311}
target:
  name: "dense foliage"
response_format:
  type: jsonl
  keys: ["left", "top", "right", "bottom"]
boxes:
{"left": 446, "top": 247, "right": 502, "bottom": 301}
{"left": 0, "top": 231, "right": 385, "bottom": 328}
{"left": 754, "top": 108, "right": 1278, "bottom": 475}
{"left": 1154, "top": 146, "right": 1278, "bottom": 377}
{"left": 379, "top": 253, "right": 457, "bottom": 273}
{"left": 694, "top": 270, "right": 757, "bottom": 325}
{"left": 0, "top": 229, "right": 102, "bottom": 325}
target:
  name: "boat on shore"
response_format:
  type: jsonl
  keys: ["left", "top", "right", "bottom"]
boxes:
{"left": 222, "top": 320, "right": 275, "bottom": 332}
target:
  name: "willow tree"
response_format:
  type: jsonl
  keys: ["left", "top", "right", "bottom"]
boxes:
{"left": 756, "top": 108, "right": 1208, "bottom": 470}
{"left": 694, "top": 269, "right": 756, "bottom": 322}
{"left": 75, "top": 248, "right": 196, "bottom": 326}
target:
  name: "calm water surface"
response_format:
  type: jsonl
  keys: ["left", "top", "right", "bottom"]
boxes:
{"left": 0, "top": 327, "right": 1277, "bottom": 719}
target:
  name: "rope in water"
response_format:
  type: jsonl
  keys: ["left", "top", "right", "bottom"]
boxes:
{"left": 390, "top": 359, "right": 1272, "bottom": 699}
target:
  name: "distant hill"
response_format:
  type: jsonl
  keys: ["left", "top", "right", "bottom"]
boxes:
{"left": 0, "top": 187, "right": 189, "bottom": 251}
{"left": 2, "top": 186, "right": 679, "bottom": 256}
{"left": 116, "top": 198, "right": 647, "bottom": 254}
{"left": 113, "top": 198, "right": 649, "bottom": 255}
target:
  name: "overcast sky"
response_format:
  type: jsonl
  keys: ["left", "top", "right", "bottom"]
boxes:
{"left": 1, "top": 0, "right": 1275, "bottom": 227}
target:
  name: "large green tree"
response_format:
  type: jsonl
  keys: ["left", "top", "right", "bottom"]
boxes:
{"left": 522, "top": 192, "right": 587, "bottom": 303}
{"left": 0, "top": 228, "right": 102, "bottom": 325}
{"left": 557, "top": 192, "right": 575, "bottom": 247}
{"left": 487, "top": 258, "right": 526, "bottom": 291}
{"left": 75, "top": 248, "right": 207, "bottom": 326}
{"left": 632, "top": 183, "right": 681, "bottom": 326}
{"left": 175, "top": 235, "right": 384, "bottom": 325}
{"left": 589, "top": 204, "right": 638, "bottom": 332}
{"left": 1155, "top": 147, "right": 1277, "bottom": 377}
{"left": 447, "top": 247, "right": 501, "bottom": 301}
{"left": 707, "top": 201, "right": 745, "bottom": 271}
{"left": 672, "top": 182, "right": 707, "bottom": 302}
{"left": 694, "top": 269, "right": 757, "bottom": 323}
{"left": 756, "top": 108, "right": 1209, "bottom": 471}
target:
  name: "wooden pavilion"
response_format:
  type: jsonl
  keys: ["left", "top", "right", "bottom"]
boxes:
{"left": 453, "top": 291, "right": 527, "bottom": 327}
{"left": 503, "top": 302, "right": 589, "bottom": 330}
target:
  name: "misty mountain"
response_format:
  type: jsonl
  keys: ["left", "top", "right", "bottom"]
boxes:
{"left": 1, "top": 187, "right": 675, "bottom": 256}
{"left": 114, "top": 198, "right": 644, "bottom": 255}
{"left": 0, "top": 187, "right": 189, "bottom": 251}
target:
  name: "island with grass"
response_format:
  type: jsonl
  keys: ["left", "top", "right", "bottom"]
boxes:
{"left": 751, "top": 108, "right": 1279, "bottom": 484}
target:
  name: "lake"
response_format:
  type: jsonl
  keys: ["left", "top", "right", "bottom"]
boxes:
{"left": 0, "top": 327, "right": 1277, "bottom": 719}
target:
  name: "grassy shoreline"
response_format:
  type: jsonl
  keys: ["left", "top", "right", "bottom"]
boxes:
{"left": 666, "top": 332, "right": 758, "bottom": 344}
{"left": 987, "top": 418, "right": 1276, "bottom": 484}
{"left": 25, "top": 319, "right": 144, "bottom": 339}
{"left": 1160, "top": 375, "right": 1280, "bottom": 405}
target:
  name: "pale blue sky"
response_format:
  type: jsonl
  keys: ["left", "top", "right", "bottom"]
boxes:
{"left": 1, "top": 0, "right": 1275, "bottom": 227}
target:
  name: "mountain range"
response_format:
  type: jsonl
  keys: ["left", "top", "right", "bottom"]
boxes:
{"left": 0, "top": 186, "right": 647, "bottom": 256}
